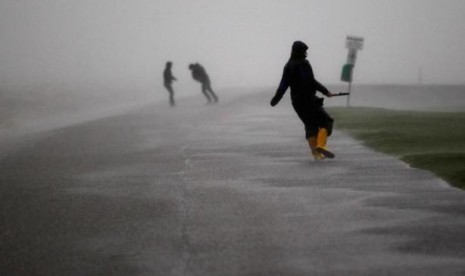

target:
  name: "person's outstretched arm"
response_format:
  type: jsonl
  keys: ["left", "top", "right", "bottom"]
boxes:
{"left": 168, "top": 70, "right": 177, "bottom": 82}
{"left": 314, "top": 80, "right": 333, "bottom": 97}
{"left": 271, "top": 67, "right": 290, "bottom": 106}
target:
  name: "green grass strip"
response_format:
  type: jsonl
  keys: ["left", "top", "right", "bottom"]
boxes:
{"left": 329, "top": 107, "right": 465, "bottom": 190}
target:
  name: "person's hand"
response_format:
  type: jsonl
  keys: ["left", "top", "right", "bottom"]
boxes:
{"left": 326, "top": 91, "right": 334, "bottom": 97}
{"left": 270, "top": 96, "right": 279, "bottom": 106}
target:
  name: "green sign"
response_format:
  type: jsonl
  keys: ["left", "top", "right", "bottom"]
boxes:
{"left": 341, "top": 64, "right": 354, "bottom": 82}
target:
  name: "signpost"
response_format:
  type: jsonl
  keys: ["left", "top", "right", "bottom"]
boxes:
{"left": 341, "top": 35, "right": 364, "bottom": 107}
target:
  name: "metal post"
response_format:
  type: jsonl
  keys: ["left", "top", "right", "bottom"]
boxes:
{"left": 419, "top": 66, "right": 423, "bottom": 85}
{"left": 346, "top": 81, "right": 352, "bottom": 107}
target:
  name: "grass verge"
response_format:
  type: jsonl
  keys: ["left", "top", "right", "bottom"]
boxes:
{"left": 329, "top": 107, "right": 465, "bottom": 190}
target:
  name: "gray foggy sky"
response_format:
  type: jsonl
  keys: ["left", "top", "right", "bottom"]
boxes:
{"left": 1, "top": 0, "right": 465, "bottom": 91}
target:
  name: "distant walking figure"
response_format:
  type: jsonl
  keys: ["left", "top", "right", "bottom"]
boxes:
{"left": 270, "top": 41, "right": 335, "bottom": 160}
{"left": 188, "top": 63, "right": 219, "bottom": 103}
{"left": 163, "top": 61, "right": 177, "bottom": 106}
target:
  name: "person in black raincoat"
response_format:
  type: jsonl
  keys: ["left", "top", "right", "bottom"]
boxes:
{"left": 270, "top": 41, "right": 335, "bottom": 159}
{"left": 188, "top": 63, "right": 219, "bottom": 103}
{"left": 163, "top": 61, "right": 177, "bottom": 106}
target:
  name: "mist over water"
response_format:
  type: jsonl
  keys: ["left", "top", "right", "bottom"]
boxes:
{"left": 1, "top": 1, "right": 465, "bottom": 136}
{"left": 325, "top": 84, "right": 465, "bottom": 111}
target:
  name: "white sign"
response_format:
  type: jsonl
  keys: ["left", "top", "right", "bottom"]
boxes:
{"left": 345, "top": 36, "right": 364, "bottom": 50}
{"left": 346, "top": 48, "right": 358, "bottom": 65}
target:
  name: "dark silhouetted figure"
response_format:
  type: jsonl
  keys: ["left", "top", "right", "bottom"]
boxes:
{"left": 188, "top": 63, "right": 218, "bottom": 103}
{"left": 270, "top": 41, "right": 335, "bottom": 160}
{"left": 163, "top": 61, "right": 177, "bottom": 106}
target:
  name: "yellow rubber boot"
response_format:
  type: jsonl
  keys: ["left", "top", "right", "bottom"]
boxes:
{"left": 308, "top": 136, "right": 325, "bottom": 160}
{"left": 316, "top": 128, "right": 335, "bottom": 159}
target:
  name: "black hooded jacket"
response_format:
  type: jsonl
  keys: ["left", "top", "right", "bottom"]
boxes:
{"left": 271, "top": 41, "right": 329, "bottom": 106}
{"left": 190, "top": 63, "right": 210, "bottom": 84}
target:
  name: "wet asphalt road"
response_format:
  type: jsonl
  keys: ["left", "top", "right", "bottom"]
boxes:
{"left": 1, "top": 91, "right": 465, "bottom": 275}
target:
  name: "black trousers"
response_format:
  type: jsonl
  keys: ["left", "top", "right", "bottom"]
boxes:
{"left": 292, "top": 98, "right": 333, "bottom": 139}
{"left": 164, "top": 83, "right": 175, "bottom": 105}
{"left": 201, "top": 82, "right": 218, "bottom": 102}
